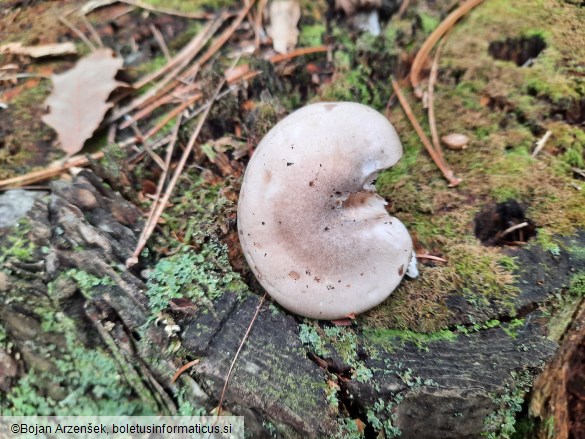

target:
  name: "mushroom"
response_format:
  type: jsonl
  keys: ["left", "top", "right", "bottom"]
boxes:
{"left": 237, "top": 102, "right": 413, "bottom": 320}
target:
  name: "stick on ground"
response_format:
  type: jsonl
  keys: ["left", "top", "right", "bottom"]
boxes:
{"left": 391, "top": 78, "right": 461, "bottom": 187}
{"left": 410, "top": 0, "right": 485, "bottom": 95}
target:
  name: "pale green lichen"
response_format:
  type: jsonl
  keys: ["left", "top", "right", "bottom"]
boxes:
{"left": 483, "top": 370, "right": 535, "bottom": 439}
{"left": 145, "top": 241, "right": 246, "bottom": 315}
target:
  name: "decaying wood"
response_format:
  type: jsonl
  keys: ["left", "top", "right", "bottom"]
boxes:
{"left": 1, "top": 173, "right": 583, "bottom": 438}
{"left": 531, "top": 294, "right": 585, "bottom": 439}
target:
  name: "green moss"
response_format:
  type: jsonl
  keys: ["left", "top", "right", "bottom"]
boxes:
{"left": 453, "top": 244, "right": 518, "bottom": 303}
{"left": 140, "top": 0, "right": 236, "bottom": 13}
{"left": 363, "top": 327, "right": 457, "bottom": 352}
{"left": 534, "top": 230, "right": 561, "bottom": 256}
{"left": 0, "top": 219, "right": 35, "bottom": 266}
{"left": 418, "top": 11, "right": 440, "bottom": 34}
{"left": 502, "top": 318, "right": 526, "bottom": 339}
{"left": 0, "top": 322, "right": 6, "bottom": 346}
{"left": 487, "top": 150, "right": 535, "bottom": 202}
{"left": 569, "top": 272, "right": 585, "bottom": 297}
{"left": 242, "top": 342, "right": 328, "bottom": 426}
{"left": 569, "top": 244, "right": 585, "bottom": 261}
{"left": 552, "top": 124, "right": 585, "bottom": 170}
{"left": 131, "top": 54, "right": 168, "bottom": 81}
{"left": 510, "top": 416, "right": 537, "bottom": 439}
{"left": 145, "top": 241, "right": 246, "bottom": 315}
{"left": 376, "top": 134, "right": 421, "bottom": 189}
{"left": 299, "top": 24, "right": 325, "bottom": 47}
{"left": 320, "top": 66, "right": 386, "bottom": 108}
{"left": 318, "top": 30, "right": 396, "bottom": 110}
{"left": 298, "top": 323, "right": 327, "bottom": 356}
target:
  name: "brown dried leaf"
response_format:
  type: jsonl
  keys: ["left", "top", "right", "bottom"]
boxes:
{"left": 42, "top": 49, "right": 123, "bottom": 157}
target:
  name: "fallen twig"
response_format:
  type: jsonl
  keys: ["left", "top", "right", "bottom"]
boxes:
{"left": 427, "top": 39, "right": 447, "bottom": 166}
{"left": 532, "top": 130, "right": 552, "bottom": 157}
{"left": 150, "top": 24, "right": 171, "bottom": 61}
{"left": 119, "top": 82, "right": 202, "bottom": 129}
{"left": 391, "top": 78, "right": 461, "bottom": 187}
{"left": 109, "top": 17, "right": 224, "bottom": 123}
{"left": 417, "top": 254, "right": 448, "bottom": 262}
{"left": 127, "top": 117, "right": 180, "bottom": 267}
{"left": 58, "top": 14, "right": 96, "bottom": 51}
{"left": 179, "top": 0, "right": 258, "bottom": 82}
{"left": 254, "top": 0, "right": 268, "bottom": 52}
{"left": 498, "top": 222, "right": 529, "bottom": 239}
{"left": 118, "top": 0, "right": 215, "bottom": 19}
{"left": 80, "top": 13, "right": 104, "bottom": 48}
{"left": 126, "top": 75, "right": 227, "bottom": 266}
{"left": 268, "top": 45, "right": 328, "bottom": 63}
{"left": 396, "top": 0, "right": 410, "bottom": 19}
{"left": 142, "top": 92, "right": 202, "bottom": 141}
{"left": 133, "top": 18, "right": 221, "bottom": 91}
{"left": 410, "top": 0, "right": 485, "bottom": 95}
{"left": 171, "top": 358, "right": 201, "bottom": 383}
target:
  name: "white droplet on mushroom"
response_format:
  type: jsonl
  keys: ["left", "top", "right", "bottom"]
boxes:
{"left": 237, "top": 102, "right": 413, "bottom": 320}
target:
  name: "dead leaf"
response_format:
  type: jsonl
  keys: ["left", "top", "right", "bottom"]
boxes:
{"left": 0, "top": 42, "right": 77, "bottom": 58}
{"left": 42, "top": 48, "right": 123, "bottom": 157}
{"left": 268, "top": 0, "right": 301, "bottom": 54}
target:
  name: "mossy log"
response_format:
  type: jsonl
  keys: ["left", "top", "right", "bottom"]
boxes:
{"left": 0, "top": 171, "right": 584, "bottom": 438}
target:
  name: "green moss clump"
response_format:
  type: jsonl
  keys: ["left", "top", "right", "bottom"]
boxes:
{"left": 363, "top": 327, "right": 457, "bottom": 352}
{"left": 569, "top": 272, "right": 585, "bottom": 297}
{"left": 418, "top": 11, "right": 440, "bottom": 34}
{"left": 0, "top": 219, "right": 35, "bottom": 266}
{"left": 145, "top": 241, "right": 246, "bottom": 315}
{"left": 299, "top": 24, "right": 325, "bottom": 47}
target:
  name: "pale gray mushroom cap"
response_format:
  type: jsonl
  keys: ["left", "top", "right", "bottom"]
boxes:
{"left": 237, "top": 102, "right": 413, "bottom": 320}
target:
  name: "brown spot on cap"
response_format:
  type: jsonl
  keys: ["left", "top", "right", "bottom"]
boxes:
{"left": 264, "top": 169, "right": 272, "bottom": 184}
{"left": 289, "top": 271, "right": 300, "bottom": 280}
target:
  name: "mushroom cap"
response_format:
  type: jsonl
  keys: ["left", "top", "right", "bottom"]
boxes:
{"left": 237, "top": 102, "right": 413, "bottom": 320}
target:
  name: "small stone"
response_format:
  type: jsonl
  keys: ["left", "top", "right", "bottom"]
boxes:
{"left": 0, "top": 190, "right": 47, "bottom": 228}
{"left": 441, "top": 133, "right": 470, "bottom": 150}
